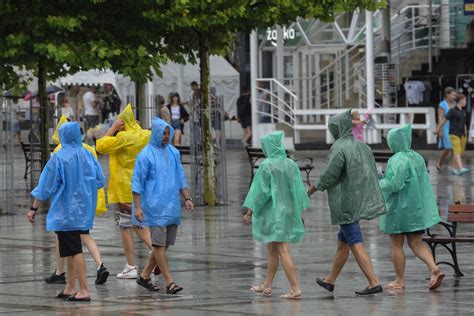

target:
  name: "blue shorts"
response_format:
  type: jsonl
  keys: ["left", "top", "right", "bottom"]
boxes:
{"left": 337, "top": 222, "right": 363, "bottom": 246}
{"left": 171, "top": 119, "right": 181, "bottom": 131}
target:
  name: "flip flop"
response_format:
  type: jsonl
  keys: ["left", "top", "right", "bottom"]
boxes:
{"left": 250, "top": 285, "right": 272, "bottom": 297}
{"left": 55, "top": 291, "right": 76, "bottom": 299}
{"left": 65, "top": 295, "right": 91, "bottom": 302}
{"left": 383, "top": 282, "right": 405, "bottom": 290}
{"left": 280, "top": 290, "right": 302, "bottom": 300}
{"left": 429, "top": 273, "right": 445, "bottom": 291}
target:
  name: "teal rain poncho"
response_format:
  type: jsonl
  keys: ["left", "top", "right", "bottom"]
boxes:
{"left": 32, "top": 122, "right": 105, "bottom": 231}
{"left": 132, "top": 118, "right": 188, "bottom": 227}
{"left": 379, "top": 125, "right": 441, "bottom": 234}
{"left": 243, "top": 132, "right": 311, "bottom": 243}
{"left": 316, "top": 110, "right": 386, "bottom": 225}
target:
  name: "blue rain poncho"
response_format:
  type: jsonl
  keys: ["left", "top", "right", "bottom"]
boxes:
{"left": 131, "top": 118, "right": 188, "bottom": 227}
{"left": 379, "top": 125, "right": 441, "bottom": 234}
{"left": 243, "top": 132, "right": 311, "bottom": 243}
{"left": 32, "top": 122, "right": 105, "bottom": 231}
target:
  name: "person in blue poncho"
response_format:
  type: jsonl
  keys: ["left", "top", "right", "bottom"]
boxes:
{"left": 27, "top": 122, "right": 105, "bottom": 302}
{"left": 132, "top": 117, "right": 193, "bottom": 294}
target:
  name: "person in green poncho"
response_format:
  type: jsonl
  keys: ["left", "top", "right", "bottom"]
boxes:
{"left": 308, "top": 110, "right": 386, "bottom": 296}
{"left": 243, "top": 131, "right": 311, "bottom": 300}
{"left": 379, "top": 125, "right": 444, "bottom": 291}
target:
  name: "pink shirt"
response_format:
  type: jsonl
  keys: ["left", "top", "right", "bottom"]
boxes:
{"left": 352, "top": 121, "right": 364, "bottom": 142}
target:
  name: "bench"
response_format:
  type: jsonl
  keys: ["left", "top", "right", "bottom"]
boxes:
{"left": 423, "top": 204, "right": 474, "bottom": 277}
{"left": 20, "top": 142, "right": 55, "bottom": 179}
{"left": 245, "top": 147, "right": 314, "bottom": 186}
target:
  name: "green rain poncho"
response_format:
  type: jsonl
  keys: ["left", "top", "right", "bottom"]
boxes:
{"left": 379, "top": 125, "right": 441, "bottom": 234}
{"left": 316, "top": 110, "right": 386, "bottom": 225}
{"left": 243, "top": 132, "right": 311, "bottom": 243}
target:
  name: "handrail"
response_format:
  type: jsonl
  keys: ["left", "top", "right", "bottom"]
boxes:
{"left": 256, "top": 78, "right": 298, "bottom": 100}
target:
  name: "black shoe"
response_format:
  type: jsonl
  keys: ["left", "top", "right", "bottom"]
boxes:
{"left": 45, "top": 271, "right": 66, "bottom": 284}
{"left": 316, "top": 277, "right": 334, "bottom": 293}
{"left": 355, "top": 285, "right": 383, "bottom": 296}
{"left": 95, "top": 263, "right": 109, "bottom": 285}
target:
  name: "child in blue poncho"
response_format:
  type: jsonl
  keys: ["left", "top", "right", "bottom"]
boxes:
{"left": 27, "top": 122, "right": 105, "bottom": 302}
{"left": 132, "top": 117, "right": 193, "bottom": 294}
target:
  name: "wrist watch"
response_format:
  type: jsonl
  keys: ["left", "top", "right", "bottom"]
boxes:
{"left": 30, "top": 206, "right": 38, "bottom": 212}
{"left": 185, "top": 197, "right": 192, "bottom": 201}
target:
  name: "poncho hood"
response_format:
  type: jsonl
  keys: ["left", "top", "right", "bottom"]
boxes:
{"left": 53, "top": 115, "right": 68, "bottom": 145}
{"left": 117, "top": 103, "right": 142, "bottom": 131}
{"left": 261, "top": 131, "right": 286, "bottom": 159}
{"left": 150, "top": 117, "right": 174, "bottom": 148}
{"left": 59, "top": 122, "right": 82, "bottom": 148}
{"left": 387, "top": 124, "right": 412, "bottom": 153}
{"left": 329, "top": 110, "right": 353, "bottom": 140}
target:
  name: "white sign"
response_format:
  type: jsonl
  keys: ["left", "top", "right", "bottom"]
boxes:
{"left": 266, "top": 27, "right": 296, "bottom": 46}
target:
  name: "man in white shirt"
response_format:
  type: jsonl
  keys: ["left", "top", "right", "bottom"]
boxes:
{"left": 83, "top": 87, "right": 99, "bottom": 142}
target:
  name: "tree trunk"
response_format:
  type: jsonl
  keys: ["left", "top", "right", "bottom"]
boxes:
{"left": 135, "top": 81, "right": 147, "bottom": 123}
{"left": 38, "top": 58, "right": 50, "bottom": 168}
{"left": 199, "top": 34, "right": 217, "bottom": 206}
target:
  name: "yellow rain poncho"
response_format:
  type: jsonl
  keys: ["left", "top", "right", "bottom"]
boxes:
{"left": 53, "top": 115, "right": 107, "bottom": 216}
{"left": 96, "top": 104, "right": 151, "bottom": 204}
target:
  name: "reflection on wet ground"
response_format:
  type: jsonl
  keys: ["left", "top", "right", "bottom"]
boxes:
{"left": 0, "top": 148, "right": 473, "bottom": 315}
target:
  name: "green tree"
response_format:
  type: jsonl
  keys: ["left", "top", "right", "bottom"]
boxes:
{"left": 144, "top": 0, "right": 385, "bottom": 206}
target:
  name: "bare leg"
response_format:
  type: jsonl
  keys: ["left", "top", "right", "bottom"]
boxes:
{"left": 55, "top": 237, "right": 65, "bottom": 275}
{"left": 277, "top": 242, "right": 301, "bottom": 294}
{"left": 262, "top": 242, "right": 279, "bottom": 288}
{"left": 350, "top": 243, "right": 379, "bottom": 288}
{"left": 324, "top": 241, "right": 350, "bottom": 284}
{"left": 72, "top": 253, "right": 90, "bottom": 299}
{"left": 453, "top": 153, "right": 463, "bottom": 170}
{"left": 437, "top": 149, "right": 451, "bottom": 168}
{"left": 406, "top": 234, "right": 439, "bottom": 275}
{"left": 81, "top": 234, "right": 102, "bottom": 268}
{"left": 133, "top": 227, "right": 153, "bottom": 250}
{"left": 120, "top": 228, "right": 136, "bottom": 266}
{"left": 388, "top": 234, "right": 406, "bottom": 288}
{"left": 140, "top": 253, "right": 157, "bottom": 279}
{"left": 152, "top": 246, "right": 173, "bottom": 285}
{"left": 174, "top": 130, "right": 182, "bottom": 146}
{"left": 63, "top": 257, "right": 76, "bottom": 296}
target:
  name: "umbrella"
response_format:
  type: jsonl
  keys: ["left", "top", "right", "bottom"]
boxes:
{"left": 29, "top": 84, "right": 63, "bottom": 97}
{"left": 3, "top": 89, "right": 31, "bottom": 98}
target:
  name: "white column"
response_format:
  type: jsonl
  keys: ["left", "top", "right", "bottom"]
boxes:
{"left": 177, "top": 64, "right": 185, "bottom": 99}
{"left": 276, "top": 26, "right": 285, "bottom": 122}
{"left": 365, "top": 10, "right": 375, "bottom": 111}
{"left": 250, "top": 30, "right": 259, "bottom": 147}
{"left": 440, "top": 0, "right": 450, "bottom": 48}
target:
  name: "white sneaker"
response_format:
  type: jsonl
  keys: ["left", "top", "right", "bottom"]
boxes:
{"left": 116, "top": 264, "right": 138, "bottom": 279}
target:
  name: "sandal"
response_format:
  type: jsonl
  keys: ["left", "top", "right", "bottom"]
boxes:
{"left": 383, "top": 282, "right": 405, "bottom": 290}
{"left": 55, "top": 291, "right": 76, "bottom": 299}
{"left": 137, "top": 277, "right": 160, "bottom": 291}
{"left": 280, "top": 290, "right": 302, "bottom": 300}
{"left": 250, "top": 284, "right": 272, "bottom": 297}
{"left": 166, "top": 282, "right": 183, "bottom": 294}
{"left": 429, "top": 272, "right": 445, "bottom": 291}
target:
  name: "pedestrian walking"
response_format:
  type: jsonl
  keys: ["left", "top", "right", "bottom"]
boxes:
{"left": 236, "top": 87, "right": 252, "bottom": 146}
{"left": 379, "top": 125, "right": 444, "bottom": 291}
{"left": 243, "top": 131, "right": 310, "bottom": 299}
{"left": 308, "top": 110, "right": 386, "bottom": 296}
{"left": 132, "top": 117, "right": 193, "bottom": 293}
{"left": 435, "top": 87, "right": 456, "bottom": 171}
{"left": 27, "top": 122, "right": 105, "bottom": 301}
{"left": 436, "top": 93, "right": 470, "bottom": 175}
{"left": 96, "top": 104, "right": 154, "bottom": 279}
{"left": 167, "top": 92, "right": 189, "bottom": 146}
{"left": 44, "top": 115, "right": 109, "bottom": 285}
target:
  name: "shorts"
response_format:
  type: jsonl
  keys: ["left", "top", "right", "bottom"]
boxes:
{"left": 405, "top": 229, "right": 425, "bottom": 235}
{"left": 115, "top": 204, "right": 142, "bottom": 229}
{"left": 84, "top": 115, "right": 99, "bottom": 132}
{"left": 213, "top": 117, "right": 221, "bottom": 131}
{"left": 449, "top": 135, "right": 466, "bottom": 155}
{"left": 56, "top": 230, "right": 88, "bottom": 257}
{"left": 171, "top": 119, "right": 181, "bottom": 131}
{"left": 337, "top": 222, "right": 363, "bottom": 246}
{"left": 240, "top": 116, "right": 251, "bottom": 129}
{"left": 150, "top": 225, "right": 178, "bottom": 247}
{"left": 12, "top": 122, "right": 20, "bottom": 134}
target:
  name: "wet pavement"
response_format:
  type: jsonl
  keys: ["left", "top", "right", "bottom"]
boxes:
{"left": 1, "top": 147, "right": 474, "bottom": 315}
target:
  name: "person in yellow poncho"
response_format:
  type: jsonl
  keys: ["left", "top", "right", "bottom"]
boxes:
{"left": 44, "top": 115, "right": 110, "bottom": 286}
{"left": 96, "top": 104, "right": 153, "bottom": 279}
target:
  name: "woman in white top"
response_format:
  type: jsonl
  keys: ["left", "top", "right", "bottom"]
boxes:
{"left": 61, "top": 96, "right": 75, "bottom": 120}
{"left": 166, "top": 92, "right": 189, "bottom": 145}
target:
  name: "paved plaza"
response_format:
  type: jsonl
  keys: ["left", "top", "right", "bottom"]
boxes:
{"left": 0, "top": 147, "right": 473, "bottom": 315}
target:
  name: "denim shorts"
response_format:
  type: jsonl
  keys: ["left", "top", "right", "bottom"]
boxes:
{"left": 337, "top": 222, "right": 363, "bottom": 246}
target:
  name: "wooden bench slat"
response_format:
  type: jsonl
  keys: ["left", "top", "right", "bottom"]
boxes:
{"left": 448, "top": 204, "right": 474, "bottom": 213}
{"left": 447, "top": 213, "right": 474, "bottom": 223}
